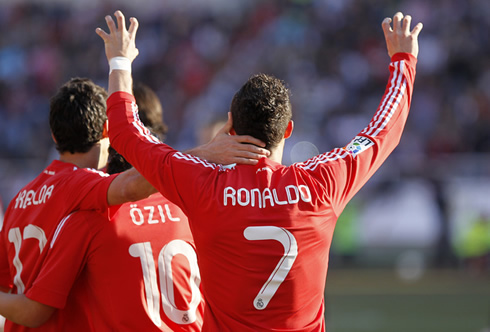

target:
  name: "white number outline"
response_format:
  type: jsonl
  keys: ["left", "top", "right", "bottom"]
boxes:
{"left": 129, "top": 240, "right": 201, "bottom": 326}
{"left": 8, "top": 225, "right": 47, "bottom": 294}
{"left": 244, "top": 226, "right": 298, "bottom": 310}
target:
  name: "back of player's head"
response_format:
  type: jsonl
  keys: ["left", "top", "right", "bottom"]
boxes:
{"left": 230, "top": 74, "right": 292, "bottom": 150}
{"left": 107, "top": 82, "right": 167, "bottom": 174}
{"left": 133, "top": 81, "right": 168, "bottom": 141}
{"left": 49, "top": 78, "right": 108, "bottom": 154}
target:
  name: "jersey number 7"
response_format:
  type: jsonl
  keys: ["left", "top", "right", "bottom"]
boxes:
{"left": 244, "top": 226, "right": 298, "bottom": 310}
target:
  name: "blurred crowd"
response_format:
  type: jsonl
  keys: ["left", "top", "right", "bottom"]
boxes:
{"left": 0, "top": 0, "right": 489, "bottom": 269}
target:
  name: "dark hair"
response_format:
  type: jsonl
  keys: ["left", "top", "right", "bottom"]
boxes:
{"left": 107, "top": 82, "right": 167, "bottom": 174}
{"left": 230, "top": 74, "right": 292, "bottom": 150}
{"left": 133, "top": 81, "right": 168, "bottom": 141}
{"left": 106, "top": 146, "right": 132, "bottom": 174}
{"left": 49, "top": 78, "right": 108, "bottom": 154}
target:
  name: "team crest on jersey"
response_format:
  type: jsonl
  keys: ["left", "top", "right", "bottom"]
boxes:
{"left": 345, "top": 136, "right": 374, "bottom": 157}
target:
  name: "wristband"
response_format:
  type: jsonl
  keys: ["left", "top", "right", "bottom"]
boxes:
{"left": 109, "top": 56, "right": 131, "bottom": 74}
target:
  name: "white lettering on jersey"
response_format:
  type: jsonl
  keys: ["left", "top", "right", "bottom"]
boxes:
{"left": 129, "top": 204, "right": 181, "bottom": 226}
{"left": 224, "top": 184, "right": 311, "bottom": 208}
{"left": 14, "top": 185, "right": 54, "bottom": 209}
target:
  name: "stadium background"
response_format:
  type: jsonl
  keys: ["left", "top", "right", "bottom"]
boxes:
{"left": 0, "top": 0, "right": 488, "bottom": 331}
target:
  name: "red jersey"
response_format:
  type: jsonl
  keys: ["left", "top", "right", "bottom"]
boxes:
{"left": 107, "top": 53, "right": 417, "bottom": 331}
{"left": 23, "top": 193, "right": 204, "bottom": 331}
{"left": 0, "top": 160, "right": 116, "bottom": 331}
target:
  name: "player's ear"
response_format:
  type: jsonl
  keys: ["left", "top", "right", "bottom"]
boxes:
{"left": 284, "top": 120, "right": 294, "bottom": 139}
{"left": 227, "top": 111, "right": 236, "bottom": 135}
{"left": 51, "top": 132, "right": 57, "bottom": 144}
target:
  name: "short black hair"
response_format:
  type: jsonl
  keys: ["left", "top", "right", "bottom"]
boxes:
{"left": 106, "top": 146, "right": 132, "bottom": 174}
{"left": 49, "top": 78, "right": 107, "bottom": 154}
{"left": 231, "top": 74, "right": 292, "bottom": 150}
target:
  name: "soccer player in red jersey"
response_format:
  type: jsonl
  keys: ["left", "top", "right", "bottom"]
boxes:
{"left": 97, "top": 11, "right": 422, "bottom": 331}
{"left": 0, "top": 78, "right": 156, "bottom": 330}
{"left": 0, "top": 78, "right": 266, "bottom": 330}
{"left": 3, "top": 82, "right": 205, "bottom": 331}
{"left": 104, "top": 82, "right": 205, "bottom": 330}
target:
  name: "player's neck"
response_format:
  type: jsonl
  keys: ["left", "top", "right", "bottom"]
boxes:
{"left": 268, "top": 141, "right": 285, "bottom": 164}
{"left": 58, "top": 140, "right": 109, "bottom": 170}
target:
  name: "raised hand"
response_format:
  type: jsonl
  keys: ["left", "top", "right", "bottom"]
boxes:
{"left": 96, "top": 10, "right": 139, "bottom": 63}
{"left": 382, "top": 12, "right": 423, "bottom": 58}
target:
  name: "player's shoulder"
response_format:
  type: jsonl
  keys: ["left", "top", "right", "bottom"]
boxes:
{"left": 46, "top": 160, "right": 111, "bottom": 179}
{"left": 59, "top": 210, "right": 108, "bottom": 233}
{"left": 292, "top": 149, "right": 351, "bottom": 172}
{"left": 171, "top": 151, "right": 224, "bottom": 171}
{"left": 75, "top": 167, "right": 111, "bottom": 178}
{"left": 58, "top": 165, "right": 113, "bottom": 189}
{"left": 49, "top": 210, "right": 108, "bottom": 248}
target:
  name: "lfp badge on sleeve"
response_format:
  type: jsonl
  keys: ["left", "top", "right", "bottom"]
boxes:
{"left": 345, "top": 136, "right": 375, "bottom": 157}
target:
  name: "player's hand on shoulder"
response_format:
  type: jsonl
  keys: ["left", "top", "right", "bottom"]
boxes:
{"left": 382, "top": 12, "right": 423, "bottom": 58}
{"left": 188, "top": 112, "right": 270, "bottom": 165}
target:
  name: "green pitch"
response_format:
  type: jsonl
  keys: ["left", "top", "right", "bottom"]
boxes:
{"left": 325, "top": 269, "right": 489, "bottom": 332}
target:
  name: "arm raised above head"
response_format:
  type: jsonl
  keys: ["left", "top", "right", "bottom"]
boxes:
{"left": 302, "top": 14, "right": 422, "bottom": 215}
{"left": 96, "top": 11, "right": 270, "bottom": 167}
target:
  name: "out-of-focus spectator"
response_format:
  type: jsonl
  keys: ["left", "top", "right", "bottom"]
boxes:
{"left": 1, "top": 0, "right": 489, "bottom": 159}
{"left": 1, "top": 0, "right": 489, "bottom": 269}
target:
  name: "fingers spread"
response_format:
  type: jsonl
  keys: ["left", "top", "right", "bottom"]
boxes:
{"left": 392, "top": 12, "right": 403, "bottom": 32}
{"left": 128, "top": 17, "right": 139, "bottom": 38}
{"left": 95, "top": 28, "right": 109, "bottom": 42}
{"left": 412, "top": 22, "right": 424, "bottom": 37}
{"left": 402, "top": 15, "right": 412, "bottom": 35}
{"left": 115, "top": 10, "right": 126, "bottom": 31}
{"left": 381, "top": 17, "right": 392, "bottom": 35}
{"left": 105, "top": 15, "right": 117, "bottom": 34}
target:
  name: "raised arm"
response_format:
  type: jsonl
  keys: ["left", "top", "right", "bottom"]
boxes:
{"left": 96, "top": 11, "right": 136, "bottom": 95}
{"left": 96, "top": 11, "right": 269, "bottom": 166}
{"left": 299, "top": 13, "right": 423, "bottom": 214}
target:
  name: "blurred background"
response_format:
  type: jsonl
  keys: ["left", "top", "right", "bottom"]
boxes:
{"left": 0, "top": 0, "right": 488, "bottom": 331}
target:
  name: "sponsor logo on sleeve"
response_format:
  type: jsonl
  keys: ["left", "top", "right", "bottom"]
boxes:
{"left": 345, "top": 136, "right": 374, "bottom": 157}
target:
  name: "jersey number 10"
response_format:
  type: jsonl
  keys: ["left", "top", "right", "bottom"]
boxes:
{"left": 129, "top": 240, "right": 202, "bottom": 326}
